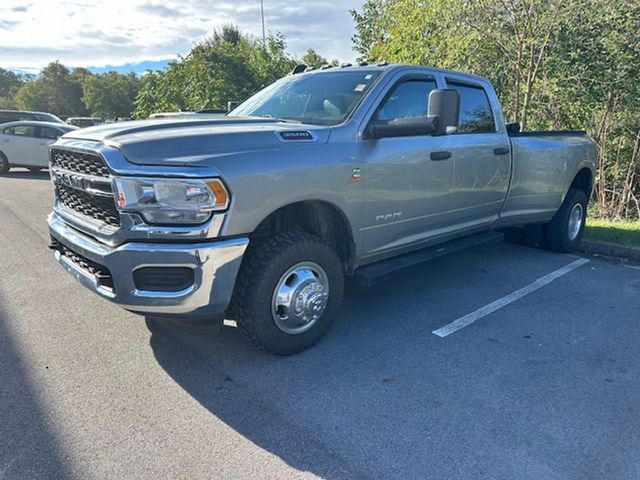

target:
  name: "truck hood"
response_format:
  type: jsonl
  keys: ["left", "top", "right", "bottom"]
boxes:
{"left": 63, "top": 117, "right": 331, "bottom": 166}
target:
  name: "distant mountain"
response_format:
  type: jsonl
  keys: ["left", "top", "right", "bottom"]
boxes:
{"left": 8, "top": 59, "right": 173, "bottom": 77}
{"left": 86, "top": 60, "right": 172, "bottom": 74}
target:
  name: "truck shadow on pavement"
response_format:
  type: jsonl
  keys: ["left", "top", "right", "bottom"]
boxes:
{"left": 0, "top": 303, "right": 72, "bottom": 480}
{"left": 146, "top": 316, "right": 367, "bottom": 479}
{"left": 144, "top": 245, "right": 526, "bottom": 479}
{"left": 144, "top": 243, "right": 640, "bottom": 479}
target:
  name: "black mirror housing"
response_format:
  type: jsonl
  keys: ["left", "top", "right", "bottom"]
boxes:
{"left": 428, "top": 89, "right": 460, "bottom": 135}
{"left": 367, "top": 116, "right": 439, "bottom": 139}
{"left": 506, "top": 122, "right": 521, "bottom": 134}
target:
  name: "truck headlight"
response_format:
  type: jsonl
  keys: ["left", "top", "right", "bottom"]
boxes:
{"left": 113, "top": 177, "right": 229, "bottom": 225}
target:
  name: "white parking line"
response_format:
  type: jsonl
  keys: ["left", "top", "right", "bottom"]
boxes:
{"left": 432, "top": 257, "right": 591, "bottom": 338}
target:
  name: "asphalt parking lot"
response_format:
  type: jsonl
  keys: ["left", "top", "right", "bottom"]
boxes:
{"left": 1, "top": 169, "right": 640, "bottom": 480}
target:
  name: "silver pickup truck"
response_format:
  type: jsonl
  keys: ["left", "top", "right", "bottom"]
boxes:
{"left": 48, "top": 64, "right": 596, "bottom": 354}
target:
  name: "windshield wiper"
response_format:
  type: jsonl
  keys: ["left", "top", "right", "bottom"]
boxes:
{"left": 276, "top": 117, "right": 303, "bottom": 124}
{"left": 252, "top": 114, "right": 302, "bottom": 124}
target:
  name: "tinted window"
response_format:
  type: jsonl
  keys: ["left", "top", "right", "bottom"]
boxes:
{"left": 0, "top": 112, "right": 19, "bottom": 124}
{"left": 447, "top": 81, "right": 495, "bottom": 133}
{"left": 375, "top": 80, "right": 437, "bottom": 122}
{"left": 4, "top": 125, "right": 37, "bottom": 137}
{"left": 0, "top": 112, "right": 34, "bottom": 124}
{"left": 69, "top": 118, "right": 100, "bottom": 128}
{"left": 39, "top": 127, "right": 61, "bottom": 139}
{"left": 34, "top": 112, "right": 63, "bottom": 123}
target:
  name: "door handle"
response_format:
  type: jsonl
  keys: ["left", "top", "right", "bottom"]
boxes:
{"left": 430, "top": 151, "right": 452, "bottom": 161}
{"left": 493, "top": 147, "right": 509, "bottom": 155}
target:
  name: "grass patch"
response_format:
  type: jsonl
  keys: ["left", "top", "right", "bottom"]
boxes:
{"left": 585, "top": 218, "right": 640, "bottom": 247}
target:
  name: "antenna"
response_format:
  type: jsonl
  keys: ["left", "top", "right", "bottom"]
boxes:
{"left": 260, "top": 0, "right": 266, "bottom": 48}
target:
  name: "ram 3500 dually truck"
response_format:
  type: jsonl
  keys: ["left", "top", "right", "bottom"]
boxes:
{"left": 48, "top": 64, "right": 596, "bottom": 354}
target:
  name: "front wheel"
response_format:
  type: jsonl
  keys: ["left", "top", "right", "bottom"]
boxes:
{"left": 232, "top": 231, "right": 344, "bottom": 355}
{"left": 545, "top": 188, "right": 588, "bottom": 253}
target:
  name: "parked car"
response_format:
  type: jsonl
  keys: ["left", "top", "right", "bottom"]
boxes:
{"left": 0, "top": 109, "right": 64, "bottom": 125}
{"left": 0, "top": 121, "right": 78, "bottom": 173}
{"left": 67, "top": 117, "right": 103, "bottom": 128}
{"left": 104, "top": 117, "right": 132, "bottom": 124}
{"left": 47, "top": 64, "right": 596, "bottom": 354}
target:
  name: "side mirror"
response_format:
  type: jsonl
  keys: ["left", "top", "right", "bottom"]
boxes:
{"left": 367, "top": 116, "right": 439, "bottom": 139}
{"left": 427, "top": 88, "right": 460, "bottom": 135}
{"left": 366, "top": 88, "right": 461, "bottom": 139}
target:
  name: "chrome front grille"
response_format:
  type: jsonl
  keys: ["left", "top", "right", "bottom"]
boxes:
{"left": 50, "top": 148, "right": 121, "bottom": 228}
{"left": 50, "top": 148, "right": 110, "bottom": 177}
{"left": 54, "top": 182, "right": 121, "bottom": 227}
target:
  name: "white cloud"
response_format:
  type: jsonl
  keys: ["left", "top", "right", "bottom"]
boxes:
{"left": 0, "top": 0, "right": 365, "bottom": 73}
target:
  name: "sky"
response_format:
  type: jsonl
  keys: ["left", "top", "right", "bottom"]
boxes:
{"left": 0, "top": 0, "right": 366, "bottom": 74}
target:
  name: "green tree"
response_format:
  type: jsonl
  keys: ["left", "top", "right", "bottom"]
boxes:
{"left": 0, "top": 68, "right": 26, "bottom": 108}
{"left": 0, "top": 68, "right": 24, "bottom": 101}
{"left": 14, "top": 61, "right": 87, "bottom": 116}
{"left": 300, "top": 49, "right": 340, "bottom": 69}
{"left": 82, "top": 72, "right": 140, "bottom": 119}
{"left": 351, "top": 0, "right": 390, "bottom": 61}
{"left": 133, "top": 25, "right": 296, "bottom": 119}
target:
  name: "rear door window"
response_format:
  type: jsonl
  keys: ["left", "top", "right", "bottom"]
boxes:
{"left": 39, "top": 127, "right": 61, "bottom": 139}
{"left": 446, "top": 81, "right": 495, "bottom": 133}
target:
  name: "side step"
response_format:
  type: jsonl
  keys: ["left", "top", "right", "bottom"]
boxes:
{"left": 352, "top": 231, "right": 504, "bottom": 287}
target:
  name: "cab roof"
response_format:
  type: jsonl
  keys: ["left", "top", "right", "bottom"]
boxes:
{"left": 293, "top": 63, "right": 491, "bottom": 84}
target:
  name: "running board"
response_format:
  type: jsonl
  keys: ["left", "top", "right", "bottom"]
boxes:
{"left": 352, "top": 231, "right": 504, "bottom": 287}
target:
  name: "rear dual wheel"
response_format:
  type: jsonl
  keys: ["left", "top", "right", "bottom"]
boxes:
{"left": 545, "top": 188, "right": 588, "bottom": 253}
{"left": 232, "top": 231, "right": 344, "bottom": 355}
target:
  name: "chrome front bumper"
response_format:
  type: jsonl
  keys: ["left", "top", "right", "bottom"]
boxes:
{"left": 48, "top": 211, "right": 249, "bottom": 322}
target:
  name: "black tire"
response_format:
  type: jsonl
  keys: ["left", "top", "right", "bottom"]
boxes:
{"left": 0, "top": 153, "right": 9, "bottom": 174}
{"left": 232, "top": 231, "right": 344, "bottom": 355}
{"left": 545, "top": 188, "right": 588, "bottom": 253}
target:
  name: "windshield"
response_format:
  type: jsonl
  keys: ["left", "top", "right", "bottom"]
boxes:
{"left": 229, "top": 70, "right": 382, "bottom": 126}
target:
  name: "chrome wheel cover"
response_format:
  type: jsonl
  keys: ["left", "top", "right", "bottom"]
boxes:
{"left": 271, "top": 262, "right": 329, "bottom": 335}
{"left": 568, "top": 203, "right": 584, "bottom": 241}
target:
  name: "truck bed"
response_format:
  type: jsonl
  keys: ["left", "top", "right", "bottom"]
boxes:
{"left": 498, "top": 130, "right": 596, "bottom": 225}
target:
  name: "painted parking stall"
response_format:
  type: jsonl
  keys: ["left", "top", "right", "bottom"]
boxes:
{"left": 1, "top": 170, "right": 639, "bottom": 479}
